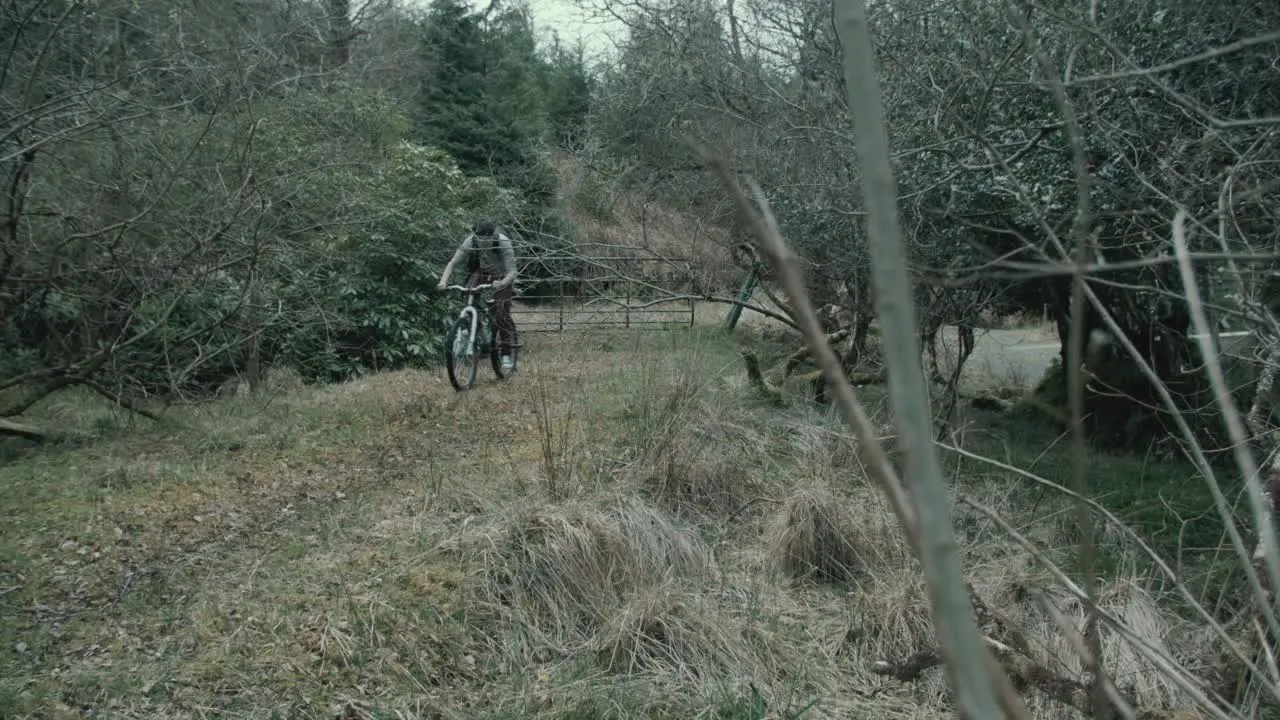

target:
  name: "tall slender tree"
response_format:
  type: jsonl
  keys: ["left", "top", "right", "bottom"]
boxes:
{"left": 542, "top": 35, "right": 594, "bottom": 148}
{"left": 416, "top": 0, "right": 546, "bottom": 180}
{"left": 416, "top": 0, "right": 494, "bottom": 171}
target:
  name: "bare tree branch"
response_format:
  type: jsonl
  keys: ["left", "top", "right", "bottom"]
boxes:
{"left": 833, "top": 0, "right": 1017, "bottom": 716}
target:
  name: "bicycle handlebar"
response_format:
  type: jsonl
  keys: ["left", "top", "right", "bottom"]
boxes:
{"left": 445, "top": 283, "right": 495, "bottom": 292}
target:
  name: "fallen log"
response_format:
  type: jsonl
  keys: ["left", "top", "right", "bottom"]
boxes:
{"left": 741, "top": 348, "right": 890, "bottom": 405}
{"left": 0, "top": 418, "right": 47, "bottom": 441}
{"left": 740, "top": 350, "right": 783, "bottom": 404}
{"left": 969, "top": 395, "right": 1016, "bottom": 413}
{"left": 782, "top": 329, "right": 851, "bottom": 375}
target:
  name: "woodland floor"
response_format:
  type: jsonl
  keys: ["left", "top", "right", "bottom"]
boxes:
{"left": 0, "top": 325, "right": 1247, "bottom": 719}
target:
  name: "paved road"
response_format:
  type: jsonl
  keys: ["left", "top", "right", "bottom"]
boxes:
{"left": 936, "top": 326, "right": 1255, "bottom": 394}
{"left": 942, "top": 327, "right": 1059, "bottom": 393}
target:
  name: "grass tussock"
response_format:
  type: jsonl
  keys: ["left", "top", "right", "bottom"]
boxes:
{"left": 634, "top": 412, "right": 773, "bottom": 518}
{"left": 845, "top": 541, "right": 1220, "bottom": 717}
{"left": 847, "top": 565, "right": 937, "bottom": 658}
{"left": 593, "top": 586, "right": 767, "bottom": 684}
{"left": 846, "top": 549, "right": 1029, "bottom": 669}
{"left": 484, "top": 495, "right": 716, "bottom": 636}
{"left": 636, "top": 434, "right": 757, "bottom": 517}
{"left": 1026, "top": 580, "right": 1212, "bottom": 710}
{"left": 766, "top": 484, "right": 909, "bottom": 585}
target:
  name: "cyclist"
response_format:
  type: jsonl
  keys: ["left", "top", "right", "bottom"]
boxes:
{"left": 437, "top": 221, "right": 519, "bottom": 373}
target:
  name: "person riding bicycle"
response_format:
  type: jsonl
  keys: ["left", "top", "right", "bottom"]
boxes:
{"left": 436, "top": 221, "right": 519, "bottom": 373}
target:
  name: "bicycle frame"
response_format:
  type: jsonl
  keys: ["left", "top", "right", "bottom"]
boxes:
{"left": 446, "top": 283, "right": 494, "bottom": 359}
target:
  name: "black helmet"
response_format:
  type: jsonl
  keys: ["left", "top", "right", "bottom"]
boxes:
{"left": 472, "top": 220, "right": 497, "bottom": 237}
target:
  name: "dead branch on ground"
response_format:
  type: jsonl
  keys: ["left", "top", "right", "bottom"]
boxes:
{"left": 0, "top": 418, "right": 47, "bottom": 441}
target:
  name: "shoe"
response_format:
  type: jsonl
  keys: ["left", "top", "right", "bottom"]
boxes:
{"left": 500, "top": 355, "right": 514, "bottom": 373}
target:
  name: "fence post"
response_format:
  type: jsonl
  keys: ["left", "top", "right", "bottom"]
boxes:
{"left": 558, "top": 278, "right": 564, "bottom": 332}
{"left": 725, "top": 263, "right": 760, "bottom": 331}
{"left": 689, "top": 295, "right": 696, "bottom": 327}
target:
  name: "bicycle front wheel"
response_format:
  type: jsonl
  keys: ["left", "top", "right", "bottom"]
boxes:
{"left": 446, "top": 317, "right": 481, "bottom": 391}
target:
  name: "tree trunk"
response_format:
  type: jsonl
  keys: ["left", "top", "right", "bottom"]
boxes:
{"left": 843, "top": 306, "right": 873, "bottom": 372}
{"left": 0, "top": 418, "right": 47, "bottom": 441}
{"left": 1045, "top": 278, "right": 1206, "bottom": 450}
{"left": 328, "top": 0, "right": 352, "bottom": 68}
{"left": 726, "top": 0, "right": 743, "bottom": 61}
{"left": 245, "top": 279, "right": 263, "bottom": 394}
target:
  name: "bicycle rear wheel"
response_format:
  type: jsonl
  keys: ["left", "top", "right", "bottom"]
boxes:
{"left": 446, "top": 316, "right": 480, "bottom": 391}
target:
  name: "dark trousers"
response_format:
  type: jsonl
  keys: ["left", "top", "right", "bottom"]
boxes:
{"left": 466, "top": 271, "right": 516, "bottom": 355}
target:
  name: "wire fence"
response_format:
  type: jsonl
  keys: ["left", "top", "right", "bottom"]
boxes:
{"left": 511, "top": 256, "right": 698, "bottom": 332}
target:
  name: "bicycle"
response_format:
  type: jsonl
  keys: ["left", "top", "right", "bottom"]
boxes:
{"left": 443, "top": 283, "right": 519, "bottom": 391}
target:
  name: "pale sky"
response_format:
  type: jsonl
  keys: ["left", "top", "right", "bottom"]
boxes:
{"left": 406, "top": 0, "right": 626, "bottom": 60}
{"left": 416, "top": 1, "right": 784, "bottom": 65}
{"left": 521, "top": 0, "right": 625, "bottom": 58}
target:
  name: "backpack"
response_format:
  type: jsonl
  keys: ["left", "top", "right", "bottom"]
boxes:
{"left": 466, "top": 241, "right": 481, "bottom": 274}
{"left": 466, "top": 227, "right": 506, "bottom": 275}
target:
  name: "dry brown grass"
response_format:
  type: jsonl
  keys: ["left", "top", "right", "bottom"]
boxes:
{"left": 840, "top": 521, "right": 1219, "bottom": 718}
{"left": 635, "top": 434, "right": 758, "bottom": 517}
{"left": 593, "top": 586, "right": 770, "bottom": 683}
{"left": 1025, "top": 580, "right": 1210, "bottom": 710}
{"left": 481, "top": 495, "right": 716, "bottom": 639}
{"left": 766, "top": 483, "right": 911, "bottom": 584}
{"left": 0, "top": 329, "right": 1247, "bottom": 719}
{"left": 630, "top": 406, "right": 774, "bottom": 518}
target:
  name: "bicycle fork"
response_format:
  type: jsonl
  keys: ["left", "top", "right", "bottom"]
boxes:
{"left": 455, "top": 305, "right": 476, "bottom": 359}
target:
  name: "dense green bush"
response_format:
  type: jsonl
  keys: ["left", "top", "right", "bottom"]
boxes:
{"left": 276, "top": 142, "right": 513, "bottom": 381}
{"left": 1, "top": 0, "right": 599, "bottom": 415}
{"left": 1, "top": 86, "right": 532, "bottom": 403}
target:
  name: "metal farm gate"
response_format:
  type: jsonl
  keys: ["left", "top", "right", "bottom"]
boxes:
{"left": 510, "top": 254, "right": 698, "bottom": 332}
